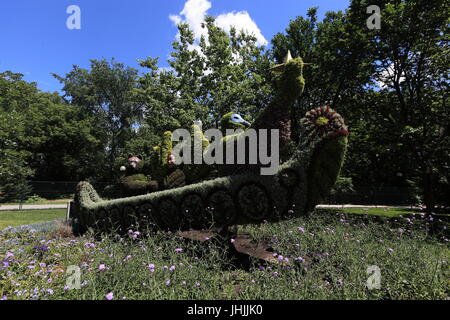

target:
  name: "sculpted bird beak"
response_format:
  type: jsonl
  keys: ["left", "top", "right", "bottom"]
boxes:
{"left": 242, "top": 120, "right": 251, "bottom": 127}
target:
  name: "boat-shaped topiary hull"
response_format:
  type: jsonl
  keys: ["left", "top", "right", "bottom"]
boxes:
{"left": 70, "top": 107, "right": 348, "bottom": 235}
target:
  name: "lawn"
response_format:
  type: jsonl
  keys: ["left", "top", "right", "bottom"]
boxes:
{"left": 336, "top": 207, "right": 417, "bottom": 217}
{"left": 0, "top": 208, "right": 448, "bottom": 300}
{"left": 0, "top": 209, "right": 67, "bottom": 230}
{"left": 0, "top": 199, "right": 71, "bottom": 206}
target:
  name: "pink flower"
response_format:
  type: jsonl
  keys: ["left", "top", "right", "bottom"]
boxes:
{"left": 98, "top": 264, "right": 106, "bottom": 271}
{"left": 174, "top": 248, "right": 183, "bottom": 253}
{"left": 105, "top": 292, "right": 114, "bottom": 300}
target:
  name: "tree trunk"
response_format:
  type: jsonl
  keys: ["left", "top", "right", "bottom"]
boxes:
{"left": 423, "top": 166, "right": 435, "bottom": 214}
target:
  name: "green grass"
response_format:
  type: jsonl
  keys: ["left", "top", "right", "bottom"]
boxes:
{"left": 336, "top": 207, "right": 417, "bottom": 217}
{"left": 0, "top": 209, "right": 67, "bottom": 230}
{"left": 0, "top": 199, "right": 70, "bottom": 206}
{"left": 0, "top": 209, "right": 448, "bottom": 300}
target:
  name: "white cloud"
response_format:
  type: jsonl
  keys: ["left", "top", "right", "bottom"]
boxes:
{"left": 169, "top": 0, "right": 267, "bottom": 46}
{"left": 170, "top": 0, "right": 211, "bottom": 40}
{"left": 215, "top": 11, "right": 267, "bottom": 46}
{"left": 169, "top": 14, "right": 182, "bottom": 27}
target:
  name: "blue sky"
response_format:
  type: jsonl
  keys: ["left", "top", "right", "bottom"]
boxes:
{"left": 0, "top": 0, "right": 350, "bottom": 92}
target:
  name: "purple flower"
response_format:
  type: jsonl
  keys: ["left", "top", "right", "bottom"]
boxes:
{"left": 165, "top": 280, "right": 171, "bottom": 286}
{"left": 272, "top": 272, "right": 279, "bottom": 278}
{"left": 194, "top": 282, "right": 201, "bottom": 287}
{"left": 169, "top": 265, "right": 176, "bottom": 271}
{"left": 277, "top": 255, "right": 284, "bottom": 261}
{"left": 388, "top": 248, "right": 394, "bottom": 253}
{"left": 105, "top": 292, "right": 114, "bottom": 300}
{"left": 295, "top": 257, "right": 304, "bottom": 262}
{"left": 230, "top": 239, "right": 235, "bottom": 243}
{"left": 46, "top": 289, "right": 54, "bottom": 295}
{"left": 39, "top": 263, "right": 46, "bottom": 268}
{"left": 297, "top": 227, "right": 305, "bottom": 233}
{"left": 132, "top": 231, "right": 140, "bottom": 239}
{"left": 174, "top": 248, "right": 183, "bottom": 253}
{"left": 6, "top": 252, "right": 13, "bottom": 258}
{"left": 98, "top": 264, "right": 106, "bottom": 271}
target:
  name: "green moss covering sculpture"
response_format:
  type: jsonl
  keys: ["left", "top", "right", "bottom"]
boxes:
{"left": 70, "top": 52, "right": 348, "bottom": 235}
{"left": 118, "top": 155, "right": 159, "bottom": 197}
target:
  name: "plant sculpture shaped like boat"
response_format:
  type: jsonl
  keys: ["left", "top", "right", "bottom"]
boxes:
{"left": 70, "top": 54, "right": 348, "bottom": 234}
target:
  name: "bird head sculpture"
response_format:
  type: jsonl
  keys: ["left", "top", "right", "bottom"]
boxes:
{"left": 220, "top": 112, "right": 251, "bottom": 131}
{"left": 270, "top": 50, "right": 311, "bottom": 104}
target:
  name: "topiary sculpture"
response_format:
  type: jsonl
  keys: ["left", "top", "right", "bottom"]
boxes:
{"left": 70, "top": 52, "right": 348, "bottom": 235}
{"left": 118, "top": 154, "right": 159, "bottom": 197}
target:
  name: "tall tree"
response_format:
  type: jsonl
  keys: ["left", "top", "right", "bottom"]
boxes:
{"left": 362, "top": 0, "right": 449, "bottom": 211}
{"left": 137, "top": 17, "right": 272, "bottom": 137}
{"left": 54, "top": 59, "right": 143, "bottom": 173}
